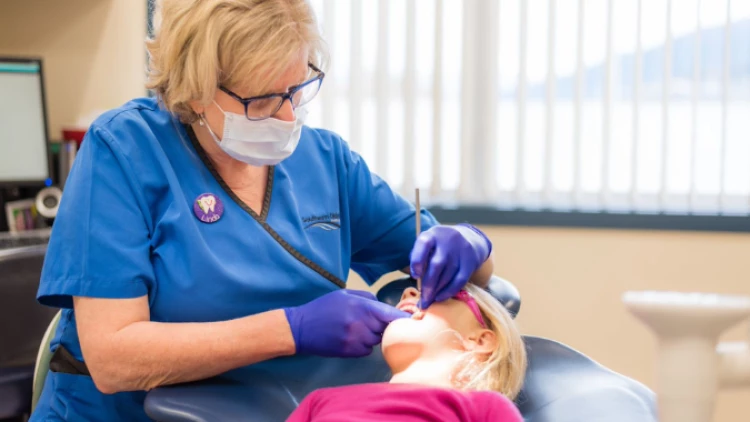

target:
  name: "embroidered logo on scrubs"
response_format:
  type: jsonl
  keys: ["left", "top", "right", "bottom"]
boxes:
{"left": 303, "top": 212, "right": 341, "bottom": 231}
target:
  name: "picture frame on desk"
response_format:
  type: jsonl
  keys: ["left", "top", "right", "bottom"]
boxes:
{"left": 5, "top": 198, "right": 41, "bottom": 233}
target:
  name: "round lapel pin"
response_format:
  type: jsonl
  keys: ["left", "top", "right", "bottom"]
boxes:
{"left": 194, "top": 193, "right": 224, "bottom": 223}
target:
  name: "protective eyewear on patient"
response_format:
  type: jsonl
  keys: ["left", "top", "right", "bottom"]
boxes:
{"left": 453, "top": 290, "right": 488, "bottom": 329}
{"left": 219, "top": 63, "right": 325, "bottom": 121}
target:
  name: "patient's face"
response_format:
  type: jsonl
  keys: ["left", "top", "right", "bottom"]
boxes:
{"left": 382, "top": 287, "right": 485, "bottom": 370}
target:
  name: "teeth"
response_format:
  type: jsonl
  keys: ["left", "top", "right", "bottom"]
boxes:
{"left": 398, "top": 304, "right": 419, "bottom": 315}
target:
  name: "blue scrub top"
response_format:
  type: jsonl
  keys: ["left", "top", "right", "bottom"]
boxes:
{"left": 32, "top": 97, "right": 438, "bottom": 421}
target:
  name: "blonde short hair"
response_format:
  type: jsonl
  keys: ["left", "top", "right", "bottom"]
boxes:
{"left": 146, "top": 0, "right": 328, "bottom": 123}
{"left": 452, "top": 283, "right": 527, "bottom": 400}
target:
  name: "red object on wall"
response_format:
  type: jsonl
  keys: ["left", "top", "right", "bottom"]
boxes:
{"left": 61, "top": 128, "right": 87, "bottom": 146}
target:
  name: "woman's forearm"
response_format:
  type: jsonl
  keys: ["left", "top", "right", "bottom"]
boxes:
{"left": 117, "top": 310, "right": 294, "bottom": 391}
{"left": 77, "top": 300, "right": 295, "bottom": 394}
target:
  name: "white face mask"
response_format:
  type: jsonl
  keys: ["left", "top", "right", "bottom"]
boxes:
{"left": 201, "top": 102, "right": 308, "bottom": 166}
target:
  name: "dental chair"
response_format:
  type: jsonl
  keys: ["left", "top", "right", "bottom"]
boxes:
{"left": 143, "top": 275, "right": 657, "bottom": 422}
{"left": 0, "top": 245, "right": 58, "bottom": 419}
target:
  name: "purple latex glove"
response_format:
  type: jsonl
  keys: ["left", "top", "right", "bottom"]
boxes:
{"left": 283, "top": 289, "right": 410, "bottom": 357}
{"left": 410, "top": 223, "right": 492, "bottom": 308}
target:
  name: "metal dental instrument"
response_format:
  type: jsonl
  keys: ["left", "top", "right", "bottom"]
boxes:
{"left": 415, "top": 188, "right": 422, "bottom": 309}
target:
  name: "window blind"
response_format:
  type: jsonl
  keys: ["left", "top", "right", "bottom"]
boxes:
{"left": 305, "top": 0, "right": 750, "bottom": 216}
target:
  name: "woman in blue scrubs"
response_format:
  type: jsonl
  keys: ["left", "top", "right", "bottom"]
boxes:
{"left": 32, "top": 1, "right": 495, "bottom": 420}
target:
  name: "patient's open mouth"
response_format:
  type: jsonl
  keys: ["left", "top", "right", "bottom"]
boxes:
{"left": 398, "top": 302, "right": 420, "bottom": 315}
{"left": 396, "top": 299, "right": 425, "bottom": 320}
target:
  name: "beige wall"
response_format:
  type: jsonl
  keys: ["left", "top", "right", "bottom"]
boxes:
{"left": 0, "top": 0, "right": 147, "bottom": 140}
{"left": 351, "top": 226, "right": 750, "bottom": 421}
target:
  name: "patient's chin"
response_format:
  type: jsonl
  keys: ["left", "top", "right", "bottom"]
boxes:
{"left": 383, "top": 316, "right": 424, "bottom": 345}
{"left": 382, "top": 315, "right": 447, "bottom": 370}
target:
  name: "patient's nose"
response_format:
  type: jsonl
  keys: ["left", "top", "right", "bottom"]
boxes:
{"left": 401, "top": 287, "right": 420, "bottom": 301}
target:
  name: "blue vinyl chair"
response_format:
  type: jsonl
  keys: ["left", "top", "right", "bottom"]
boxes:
{"left": 0, "top": 245, "right": 59, "bottom": 420}
{"left": 143, "top": 275, "right": 657, "bottom": 422}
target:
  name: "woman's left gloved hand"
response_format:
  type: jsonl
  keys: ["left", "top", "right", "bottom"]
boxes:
{"left": 410, "top": 223, "right": 492, "bottom": 309}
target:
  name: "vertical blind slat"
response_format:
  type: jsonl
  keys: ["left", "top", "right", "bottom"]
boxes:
{"left": 515, "top": 0, "right": 529, "bottom": 200}
{"left": 431, "top": 0, "right": 444, "bottom": 200}
{"left": 630, "top": 0, "right": 643, "bottom": 205}
{"left": 375, "top": 0, "right": 390, "bottom": 178}
{"left": 544, "top": 0, "right": 557, "bottom": 203}
{"left": 481, "top": 0, "right": 500, "bottom": 200}
{"left": 720, "top": 0, "right": 731, "bottom": 204}
{"left": 690, "top": 0, "right": 702, "bottom": 207}
{"left": 573, "top": 0, "right": 584, "bottom": 202}
{"left": 660, "top": 0, "right": 672, "bottom": 207}
{"left": 321, "top": 0, "right": 336, "bottom": 129}
{"left": 349, "top": 0, "right": 363, "bottom": 153}
{"left": 459, "top": 1, "right": 477, "bottom": 200}
{"left": 602, "top": 0, "right": 614, "bottom": 205}
{"left": 403, "top": 0, "right": 417, "bottom": 195}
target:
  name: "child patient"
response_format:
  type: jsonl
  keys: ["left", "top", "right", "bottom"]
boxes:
{"left": 286, "top": 283, "right": 528, "bottom": 422}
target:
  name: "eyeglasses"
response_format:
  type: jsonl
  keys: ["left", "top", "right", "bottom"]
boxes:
{"left": 454, "top": 290, "right": 488, "bottom": 329}
{"left": 219, "top": 63, "right": 325, "bottom": 121}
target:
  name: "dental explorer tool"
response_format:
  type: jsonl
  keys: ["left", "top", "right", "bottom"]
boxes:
{"left": 415, "top": 188, "right": 421, "bottom": 308}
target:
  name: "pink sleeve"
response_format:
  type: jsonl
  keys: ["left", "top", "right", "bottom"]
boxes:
{"left": 473, "top": 392, "right": 523, "bottom": 422}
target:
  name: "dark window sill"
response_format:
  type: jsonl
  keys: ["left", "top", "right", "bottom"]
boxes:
{"left": 427, "top": 206, "right": 750, "bottom": 233}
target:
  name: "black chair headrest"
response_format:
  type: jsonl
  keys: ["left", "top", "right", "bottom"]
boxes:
{"left": 376, "top": 275, "right": 521, "bottom": 318}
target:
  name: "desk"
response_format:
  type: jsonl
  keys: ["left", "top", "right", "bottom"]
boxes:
{"left": 0, "top": 228, "right": 51, "bottom": 252}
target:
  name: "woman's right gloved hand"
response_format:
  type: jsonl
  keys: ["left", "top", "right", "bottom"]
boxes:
{"left": 283, "top": 289, "right": 410, "bottom": 357}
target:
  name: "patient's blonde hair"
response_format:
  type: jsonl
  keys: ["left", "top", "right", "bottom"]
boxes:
{"left": 146, "top": 0, "right": 328, "bottom": 123}
{"left": 451, "top": 283, "right": 527, "bottom": 400}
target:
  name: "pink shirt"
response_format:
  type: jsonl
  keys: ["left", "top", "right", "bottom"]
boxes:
{"left": 286, "top": 383, "right": 523, "bottom": 422}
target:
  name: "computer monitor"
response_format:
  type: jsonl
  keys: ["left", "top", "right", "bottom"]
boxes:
{"left": 0, "top": 57, "right": 51, "bottom": 186}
